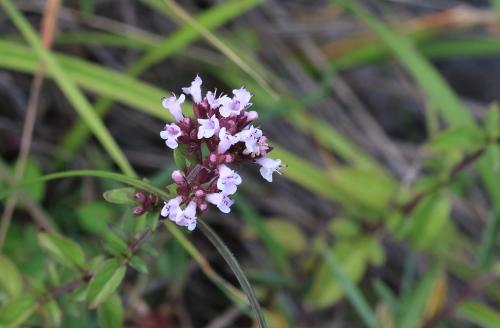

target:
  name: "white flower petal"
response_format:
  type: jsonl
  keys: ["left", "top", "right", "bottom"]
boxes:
{"left": 182, "top": 75, "right": 202, "bottom": 103}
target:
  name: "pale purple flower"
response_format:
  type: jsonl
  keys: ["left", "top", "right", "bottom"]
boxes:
{"left": 256, "top": 157, "right": 284, "bottom": 182}
{"left": 160, "top": 123, "right": 182, "bottom": 149}
{"left": 175, "top": 201, "right": 197, "bottom": 231}
{"left": 206, "top": 192, "right": 234, "bottom": 214}
{"left": 218, "top": 87, "right": 251, "bottom": 117}
{"left": 216, "top": 164, "right": 242, "bottom": 195}
{"left": 244, "top": 136, "right": 269, "bottom": 157}
{"left": 218, "top": 127, "right": 239, "bottom": 154}
{"left": 197, "top": 115, "right": 220, "bottom": 139}
{"left": 161, "top": 196, "right": 182, "bottom": 221}
{"left": 162, "top": 94, "right": 185, "bottom": 122}
{"left": 182, "top": 75, "right": 202, "bottom": 104}
{"left": 233, "top": 87, "right": 252, "bottom": 108}
{"left": 218, "top": 98, "right": 241, "bottom": 118}
{"left": 236, "top": 125, "right": 263, "bottom": 156}
{"left": 207, "top": 90, "right": 230, "bottom": 109}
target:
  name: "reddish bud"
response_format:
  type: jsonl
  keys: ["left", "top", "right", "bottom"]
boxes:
{"left": 245, "top": 110, "right": 258, "bottom": 123}
{"left": 172, "top": 170, "right": 185, "bottom": 185}
{"left": 133, "top": 206, "right": 145, "bottom": 216}
{"left": 135, "top": 192, "right": 146, "bottom": 202}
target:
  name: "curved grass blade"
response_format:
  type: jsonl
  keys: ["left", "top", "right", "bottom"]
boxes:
{"left": 1, "top": 0, "right": 136, "bottom": 177}
{"left": 198, "top": 219, "right": 267, "bottom": 328}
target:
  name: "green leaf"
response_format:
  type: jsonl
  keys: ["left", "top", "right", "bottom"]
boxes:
{"left": 427, "top": 124, "right": 485, "bottom": 154}
{"left": 485, "top": 104, "right": 500, "bottom": 139}
{"left": 102, "top": 187, "right": 136, "bottom": 206}
{"left": 363, "top": 237, "right": 385, "bottom": 267}
{"left": 306, "top": 240, "right": 368, "bottom": 309}
{"left": 0, "top": 294, "right": 38, "bottom": 328}
{"left": 97, "top": 293, "right": 124, "bottom": 328}
{"left": 77, "top": 201, "right": 113, "bottom": 235}
{"left": 43, "top": 300, "right": 62, "bottom": 327}
{"left": 407, "top": 193, "right": 451, "bottom": 250}
{"left": 87, "top": 259, "right": 126, "bottom": 309}
{"left": 397, "top": 264, "right": 440, "bottom": 328}
{"left": 38, "top": 231, "right": 86, "bottom": 269}
{"left": 314, "top": 240, "right": 379, "bottom": 328}
{"left": 329, "top": 167, "right": 396, "bottom": 216}
{"left": 129, "top": 256, "right": 148, "bottom": 274}
{"left": 329, "top": 218, "right": 361, "bottom": 238}
{"left": 0, "top": 255, "right": 23, "bottom": 298}
{"left": 103, "top": 232, "right": 129, "bottom": 258}
{"left": 263, "top": 219, "right": 306, "bottom": 255}
{"left": 457, "top": 300, "right": 500, "bottom": 328}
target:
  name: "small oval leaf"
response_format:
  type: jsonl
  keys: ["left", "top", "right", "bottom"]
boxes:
{"left": 103, "top": 232, "right": 129, "bottom": 257}
{"left": 0, "top": 294, "right": 38, "bottom": 328}
{"left": 38, "top": 231, "right": 86, "bottom": 269}
{"left": 97, "top": 293, "right": 124, "bottom": 328}
{"left": 0, "top": 255, "right": 23, "bottom": 297}
{"left": 87, "top": 259, "right": 126, "bottom": 309}
{"left": 129, "top": 256, "right": 148, "bottom": 274}
{"left": 103, "top": 187, "right": 136, "bottom": 205}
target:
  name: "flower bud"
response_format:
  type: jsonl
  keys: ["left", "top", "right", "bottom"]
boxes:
{"left": 245, "top": 110, "right": 258, "bottom": 123}
{"left": 209, "top": 153, "right": 218, "bottom": 163}
{"left": 133, "top": 206, "right": 145, "bottom": 216}
{"left": 135, "top": 192, "right": 146, "bottom": 202}
{"left": 199, "top": 203, "right": 208, "bottom": 211}
{"left": 225, "top": 154, "right": 234, "bottom": 163}
{"left": 195, "top": 189, "right": 205, "bottom": 198}
{"left": 171, "top": 170, "right": 185, "bottom": 185}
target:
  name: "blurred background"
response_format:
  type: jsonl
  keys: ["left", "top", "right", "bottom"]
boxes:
{"left": 1, "top": 0, "right": 500, "bottom": 327}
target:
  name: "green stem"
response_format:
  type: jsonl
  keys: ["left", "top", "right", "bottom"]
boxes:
{"left": 198, "top": 220, "right": 267, "bottom": 328}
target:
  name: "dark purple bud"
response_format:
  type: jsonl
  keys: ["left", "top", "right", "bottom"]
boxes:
{"left": 133, "top": 206, "right": 145, "bottom": 216}
{"left": 135, "top": 192, "right": 146, "bottom": 202}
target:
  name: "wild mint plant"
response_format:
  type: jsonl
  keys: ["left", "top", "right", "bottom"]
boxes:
{"left": 159, "top": 75, "right": 284, "bottom": 231}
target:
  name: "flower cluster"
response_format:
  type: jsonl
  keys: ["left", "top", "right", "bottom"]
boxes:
{"left": 160, "top": 76, "right": 284, "bottom": 231}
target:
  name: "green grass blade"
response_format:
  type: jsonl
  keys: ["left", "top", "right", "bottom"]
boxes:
{"left": 198, "top": 220, "right": 268, "bottom": 328}
{"left": 338, "top": 1, "right": 472, "bottom": 127}
{"left": 1, "top": 1, "right": 136, "bottom": 177}
{"left": 316, "top": 240, "right": 380, "bottom": 328}
{"left": 457, "top": 300, "right": 500, "bottom": 328}
{"left": 396, "top": 264, "right": 440, "bottom": 328}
